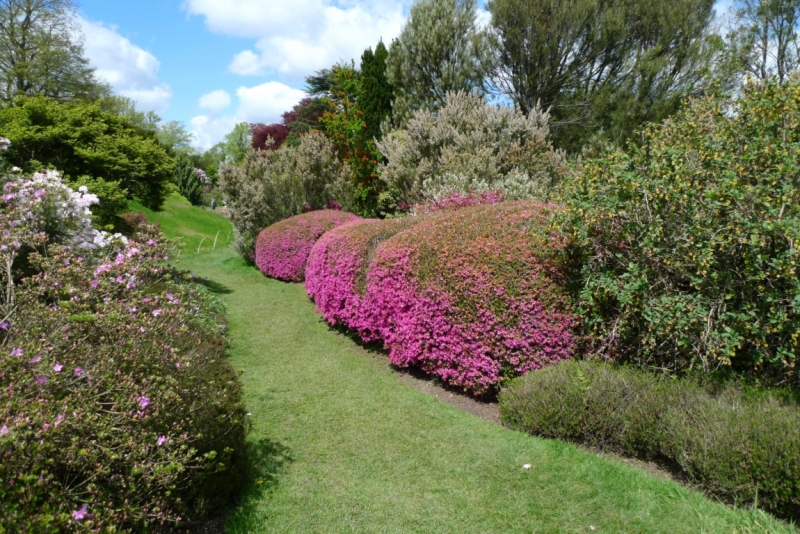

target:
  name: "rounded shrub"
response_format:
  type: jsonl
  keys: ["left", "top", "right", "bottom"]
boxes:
{"left": 500, "top": 360, "right": 800, "bottom": 521}
{"left": 559, "top": 80, "right": 800, "bottom": 383}
{"left": 254, "top": 209, "right": 360, "bottom": 282}
{"left": 360, "top": 201, "right": 577, "bottom": 395}
{"left": 305, "top": 217, "right": 420, "bottom": 331}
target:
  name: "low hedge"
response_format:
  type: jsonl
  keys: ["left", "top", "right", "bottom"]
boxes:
{"left": 254, "top": 209, "right": 360, "bottom": 282}
{"left": 499, "top": 360, "right": 800, "bottom": 520}
{"left": 360, "top": 201, "right": 576, "bottom": 395}
{"left": 0, "top": 223, "right": 248, "bottom": 531}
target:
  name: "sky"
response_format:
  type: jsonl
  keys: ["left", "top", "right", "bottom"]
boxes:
{"left": 75, "top": 0, "right": 732, "bottom": 152}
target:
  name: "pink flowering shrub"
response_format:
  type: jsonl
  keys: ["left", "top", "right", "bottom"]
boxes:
{"left": 305, "top": 216, "right": 422, "bottom": 330}
{"left": 413, "top": 189, "right": 505, "bottom": 215}
{"left": 0, "top": 221, "right": 248, "bottom": 531}
{"left": 359, "top": 201, "right": 577, "bottom": 395}
{"left": 255, "top": 209, "right": 360, "bottom": 282}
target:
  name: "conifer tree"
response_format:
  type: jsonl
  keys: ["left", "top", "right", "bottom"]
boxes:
{"left": 360, "top": 41, "right": 393, "bottom": 141}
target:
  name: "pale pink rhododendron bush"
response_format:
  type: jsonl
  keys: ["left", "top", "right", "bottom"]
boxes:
{"left": 305, "top": 201, "right": 577, "bottom": 395}
{"left": 254, "top": 209, "right": 360, "bottom": 282}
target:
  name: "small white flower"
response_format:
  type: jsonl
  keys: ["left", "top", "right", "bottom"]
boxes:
{"left": 522, "top": 464, "right": 531, "bottom": 469}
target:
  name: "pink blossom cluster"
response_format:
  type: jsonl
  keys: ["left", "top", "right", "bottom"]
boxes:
{"left": 413, "top": 189, "right": 505, "bottom": 216}
{"left": 254, "top": 209, "right": 360, "bottom": 282}
{"left": 305, "top": 201, "right": 577, "bottom": 395}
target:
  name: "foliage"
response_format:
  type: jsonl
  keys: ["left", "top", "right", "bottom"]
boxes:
{"left": 174, "top": 155, "right": 204, "bottom": 206}
{"left": 251, "top": 123, "right": 289, "bottom": 151}
{"left": 359, "top": 41, "right": 394, "bottom": 142}
{"left": 386, "top": 0, "right": 488, "bottom": 125}
{"left": 377, "top": 91, "right": 568, "bottom": 204}
{"left": 317, "top": 63, "right": 385, "bottom": 217}
{"left": 0, "top": 0, "right": 109, "bottom": 102}
{"left": 255, "top": 209, "right": 360, "bottom": 282}
{"left": 724, "top": 0, "right": 800, "bottom": 84}
{"left": 558, "top": 81, "right": 800, "bottom": 385}
{"left": 486, "top": 0, "right": 717, "bottom": 151}
{"left": 500, "top": 360, "right": 800, "bottom": 520}
{"left": 281, "top": 97, "right": 327, "bottom": 147}
{"left": 0, "top": 195, "right": 247, "bottom": 530}
{"left": 353, "top": 201, "right": 576, "bottom": 395}
{"left": 0, "top": 96, "right": 175, "bottom": 215}
{"left": 221, "top": 122, "right": 251, "bottom": 165}
{"left": 218, "top": 132, "right": 353, "bottom": 261}
{"left": 157, "top": 120, "right": 196, "bottom": 155}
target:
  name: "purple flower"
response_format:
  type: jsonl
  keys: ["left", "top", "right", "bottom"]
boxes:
{"left": 157, "top": 435, "right": 167, "bottom": 446}
{"left": 90, "top": 279, "right": 99, "bottom": 288}
{"left": 33, "top": 189, "right": 45, "bottom": 198}
{"left": 36, "top": 376, "right": 47, "bottom": 385}
{"left": 139, "top": 326, "right": 146, "bottom": 333}
{"left": 138, "top": 396, "right": 151, "bottom": 409}
{"left": 0, "top": 321, "right": 9, "bottom": 329}
{"left": 10, "top": 347, "right": 22, "bottom": 357}
{"left": 54, "top": 413, "right": 65, "bottom": 427}
{"left": 53, "top": 363, "right": 63, "bottom": 372}
{"left": 152, "top": 309, "right": 163, "bottom": 317}
{"left": 129, "top": 307, "right": 138, "bottom": 313}
{"left": 72, "top": 504, "right": 88, "bottom": 521}
{"left": 147, "top": 239, "right": 157, "bottom": 246}
{"left": 74, "top": 367, "right": 83, "bottom": 377}
{"left": 32, "top": 355, "right": 41, "bottom": 364}
{"left": 0, "top": 425, "right": 9, "bottom": 436}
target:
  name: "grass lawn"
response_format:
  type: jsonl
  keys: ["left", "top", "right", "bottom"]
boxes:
{"left": 134, "top": 195, "right": 795, "bottom": 533}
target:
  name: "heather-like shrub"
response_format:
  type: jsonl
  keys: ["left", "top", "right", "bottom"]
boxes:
{"left": 412, "top": 189, "right": 504, "bottom": 215}
{"left": 219, "top": 131, "right": 353, "bottom": 260}
{"left": 0, "top": 223, "right": 248, "bottom": 531}
{"left": 500, "top": 360, "right": 800, "bottom": 520}
{"left": 377, "top": 91, "right": 569, "bottom": 203}
{"left": 558, "top": 81, "right": 800, "bottom": 384}
{"left": 255, "top": 209, "right": 360, "bottom": 282}
{"left": 359, "top": 201, "right": 576, "bottom": 395}
{"left": 305, "top": 216, "right": 421, "bottom": 330}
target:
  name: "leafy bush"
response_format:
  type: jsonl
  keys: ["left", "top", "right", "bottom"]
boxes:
{"left": 558, "top": 81, "right": 800, "bottom": 384}
{"left": 174, "top": 156, "right": 204, "bottom": 206}
{"left": 219, "top": 131, "right": 353, "bottom": 260}
{"left": 255, "top": 209, "right": 360, "bottom": 282}
{"left": 358, "top": 201, "right": 576, "bottom": 395}
{"left": 377, "top": 91, "right": 569, "bottom": 204}
{"left": 499, "top": 360, "right": 800, "bottom": 520}
{"left": 0, "top": 224, "right": 248, "bottom": 531}
{"left": 306, "top": 216, "right": 420, "bottom": 331}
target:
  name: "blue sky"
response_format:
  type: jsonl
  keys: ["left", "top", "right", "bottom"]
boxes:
{"left": 75, "top": 0, "right": 731, "bottom": 151}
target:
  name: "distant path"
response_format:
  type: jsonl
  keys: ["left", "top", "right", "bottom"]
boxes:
{"left": 175, "top": 245, "right": 788, "bottom": 534}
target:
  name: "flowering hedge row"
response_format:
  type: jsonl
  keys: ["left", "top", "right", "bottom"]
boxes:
{"left": 254, "top": 209, "right": 360, "bottom": 282}
{"left": 1, "top": 221, "right": 248, "bottom": 531}
{"left": 306, "top": 201, "right": 576, "bottom": 395}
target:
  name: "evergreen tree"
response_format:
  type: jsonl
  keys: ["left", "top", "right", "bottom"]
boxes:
{"left": 386, "top": 0, "right": 488, "bottom": 125}
{"left": 360, "top": 41, "right": 393, "bottom": 141}
{"left": 486, "top": 0, "right": 716, "bottom": 151}
{"left": 174, "top": 155, "right": 203, "bottom": 206}
{"left": 0, "top": 0, "right": 108, "bottom": 102}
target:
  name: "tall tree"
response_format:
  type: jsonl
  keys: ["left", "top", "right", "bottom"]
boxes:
{"left": 487, "top": 0, "right": 716, "bottom": 150}
{"left": 250, "top": 122, "right": 289, "bottom": 151}
{"left": 221, "top": 122, "right": 251, "bottom": 165}
{"left": 360, "top": 41, "right": 393, "bottom": 141}
{"left": 157, "top": 120, "right": 196, "bottom": 154}
{"left": 726, "top": 0, "right": 800, "bottom": 84}
{"left": 386, "top": 0, "right": 488, "bottom": 125}
{"left": 0, "top": 0, "right": 108, "bottom": 102}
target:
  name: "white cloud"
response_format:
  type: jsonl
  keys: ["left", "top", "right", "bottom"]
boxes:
{"left": 183, "top": 0, "right": 406, "bottom": 81}
{"left": 189, "top": 82, "right": 306, "bottom": 150}
{"left": 236, "top": 82, "right": 306, "bottom": 124}
{"left": 79, "top": 17, "right": 172, "bottom": 114}
{"left": 198, "top": 89, "right": 232, "bottom": 115}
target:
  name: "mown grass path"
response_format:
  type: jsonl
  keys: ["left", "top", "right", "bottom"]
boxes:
{"left": 145, "top": 196, "right": 793, "bottom": 533}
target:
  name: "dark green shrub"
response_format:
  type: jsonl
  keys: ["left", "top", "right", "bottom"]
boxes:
{"left": 500, "top": 360, "right": 800, "bottom": 520}
{"left": 558, "top": 80, "right": 800, "bottom": 385}
{"left": 174, "top": 156, "right": 204, "bottom": 206}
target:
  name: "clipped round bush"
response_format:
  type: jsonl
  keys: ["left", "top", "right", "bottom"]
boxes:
{"left": 500, "top": 360, "right": 800, "bottom": 521}
{"left": 306, "top": 217, "right": 420, "bottom": 331}
{"left": 255, "top": 209, "right": 360, "bottom": 282}
{"left": 359, "top": 201, "right": 576, "bottom": 395}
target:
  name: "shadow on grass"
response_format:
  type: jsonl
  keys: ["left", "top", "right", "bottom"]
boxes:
{"left": 193, "top": 275, "right": 235, "bottom": 295}
{"left": 223, "top": 438, "right": 294, "bottom": 531}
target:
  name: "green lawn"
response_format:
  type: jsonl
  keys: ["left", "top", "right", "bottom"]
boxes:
{"left": 137, "top": 196, "right": 795, "bottom": 533}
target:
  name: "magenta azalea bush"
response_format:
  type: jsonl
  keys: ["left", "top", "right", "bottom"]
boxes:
{"left": 255, "top": 209, "right": 360, "bottom": 282}
{"left": 305, "top": 217, "right": 421, "bottom": 331}
{"left": 306, "top": 201, "right": 577, "bottom": 395}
